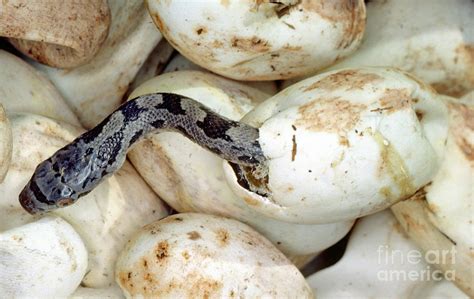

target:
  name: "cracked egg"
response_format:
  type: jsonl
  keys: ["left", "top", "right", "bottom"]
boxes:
{"left": 224, "top": 67, "right": 450, "bottom": 224}
{"left": 127, "top": 70, "right": 354, "bottom": 268}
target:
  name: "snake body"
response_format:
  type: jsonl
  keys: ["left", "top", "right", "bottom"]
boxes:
{"left": 19, "top": 93, "right": 265, "bottom": 214}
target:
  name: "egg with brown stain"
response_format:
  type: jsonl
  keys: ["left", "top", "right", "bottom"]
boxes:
{"left": 224, "top": 67, "right": 450, "bottom": 224}
{"left": 115, "top": 213, "right": 313, "bottom": 298}
{"left": 146, "top": 0, "right": 366, "bottom": 80}
{"left": 283, "top": 0, "right": 474, "bottom": 97}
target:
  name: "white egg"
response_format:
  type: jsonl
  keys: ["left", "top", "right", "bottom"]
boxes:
{"left": 224, "top": 67, "right": 449, "bottom": 224}
{"left": 306, "top": 210, "right": 468, "bottom": 298}
{"left": 0, "top": 216, "right": 88, "bottom": 298}
{"left": 115, "top": 213, "right": 313, "bottom": 298}
{"left": 147, "top": 0, "right": 366, "bottom": 80}
{"left": 391, "top": 96, "right": 474, "bottom": 296}
{"left": 0, "top": 50, "right": 80, "bottom": 126}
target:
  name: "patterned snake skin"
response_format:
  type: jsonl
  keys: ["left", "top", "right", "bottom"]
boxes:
{"left": 19, "top": 93, "right": 265, "bottom": 214}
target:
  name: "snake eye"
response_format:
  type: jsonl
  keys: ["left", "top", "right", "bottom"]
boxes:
{"left": 57, "top": 197, "right": 74, "bottom": 207}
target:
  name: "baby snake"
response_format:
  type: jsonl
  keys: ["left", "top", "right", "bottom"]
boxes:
{"left": 19, "top": 93, "right": 266, "bottom": 214}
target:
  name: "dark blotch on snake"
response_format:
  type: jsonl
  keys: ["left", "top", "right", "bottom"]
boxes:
{"left": 196, "top": 113, "right": 235, "bottom": 142}
{"left": 121, "top": 100, "right": 148, "bottom": 122}
{"left": 80, "top": 115, "right": 111, "bottom": 144}
{"left": 29, "top": 177, "right": 51, "bottom": 205}
{"left": 155, "top": 93, "right": 187, "bottom": 115}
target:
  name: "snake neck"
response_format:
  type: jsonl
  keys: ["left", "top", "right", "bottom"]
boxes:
{"left": 77, "top": 93, "right": 267, "bottom": 178}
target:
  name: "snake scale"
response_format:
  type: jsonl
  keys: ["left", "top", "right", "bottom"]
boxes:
{"left": 19, "top": 93, "right": 266, "bottom": 214}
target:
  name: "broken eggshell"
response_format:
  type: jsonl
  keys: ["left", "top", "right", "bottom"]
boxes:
{"left": 0, "top": 0, "right": 110, "bottom": 68}
{"left": 224, "top": 67, "right": 449, "bottom": 224}
{"left": 391, "top": 96, "right": 473, "bottom": 296}
{"left": 127, "top": 71, "right": 353, "bottom": 266}
{"left": 146, "top": 0, "right": 366, "bottom": 80}
{"left": 284, "top": 0, "right": 474, "bottom": 97}
{"left": 0, "top": 216, "right": 88, "bottom": 298}
{"left": 115, "top": 213, "right": 313, "bottom": 298}
{"left": 33, "top": 0, "right": 162, "bottom": 128}
{"left": 0, "top": 113, "right": 169, "bottom": 288}
{"left": 306, "top": 210, "right": 468, "bottom": 298}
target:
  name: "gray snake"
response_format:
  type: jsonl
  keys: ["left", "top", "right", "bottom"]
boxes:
{"left": 19, "top": 93, "right": 266, "bottom": 214}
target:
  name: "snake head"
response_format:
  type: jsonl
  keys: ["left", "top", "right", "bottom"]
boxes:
{"left": 19, "top": 142, "right": 94, "bottom": 214}
{"left": 19, "top": 158, "right": 79, "bottom": 215}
